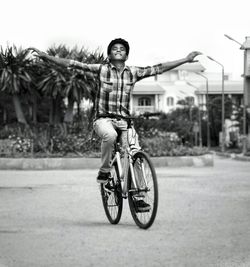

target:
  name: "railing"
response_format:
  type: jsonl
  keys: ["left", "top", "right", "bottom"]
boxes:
{"left": 133, "top": 106, "right": 156, "bottom": 114}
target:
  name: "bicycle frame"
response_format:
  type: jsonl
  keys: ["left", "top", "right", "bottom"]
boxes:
{"left": 110, "top": 130, "right": 148, "bottom": 198}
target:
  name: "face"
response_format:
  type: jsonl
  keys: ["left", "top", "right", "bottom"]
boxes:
{"left": 109, "top": 43, "right": 128, "bottom": 61}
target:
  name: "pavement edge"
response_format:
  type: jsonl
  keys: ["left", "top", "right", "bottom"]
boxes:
{"left": 0, "top": 154, "right": 214, "bottom": 170}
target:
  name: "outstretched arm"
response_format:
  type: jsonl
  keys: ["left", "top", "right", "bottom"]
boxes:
{"left": 161, "top": 51, "right": 202, "bottom": 72}
{"left": 28, "top": 47, "right": 71, "bottom": 67}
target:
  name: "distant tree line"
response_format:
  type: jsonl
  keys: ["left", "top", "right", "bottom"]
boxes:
{"left": 0, "top": 44, "right": 105, "bottom": 127}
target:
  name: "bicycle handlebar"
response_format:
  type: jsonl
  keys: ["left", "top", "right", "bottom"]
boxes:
{"left": 97, "top": 114, "right": 138, "bottom": 121}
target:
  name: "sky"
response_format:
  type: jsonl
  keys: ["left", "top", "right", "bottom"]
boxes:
{"left": 1, "top": 0, "right": 250, "bottom": 80}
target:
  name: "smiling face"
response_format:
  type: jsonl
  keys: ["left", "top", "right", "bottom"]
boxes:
{"left": 108, "top": 43, "right": 128, "bottom": 62}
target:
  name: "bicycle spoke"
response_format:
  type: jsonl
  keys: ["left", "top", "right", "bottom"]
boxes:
{"left": 100, "top": 162, "right": 123, "bottom": 224}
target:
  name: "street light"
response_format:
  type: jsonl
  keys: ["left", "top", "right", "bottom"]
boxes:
{"left": 224, "top": 34, "right": 250, "bottom": 155}
{"left": 207, "top": 56, "right": 225, "bottom": 152}
{"left": 186, "top": 81, "right": 203, "bottom": 147}
{"left": 194, "top": 72, "right": 210, "bottom": 149}
{"left": 224, "top": 34, "right": 244, "bottom": 47}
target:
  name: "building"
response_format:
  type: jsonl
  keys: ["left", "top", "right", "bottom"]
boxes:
{"left": 195, "top": 80, "right": 243, "bottom": 112}
{"left": 131, "top": 62, "right": 243, "bottom": 115}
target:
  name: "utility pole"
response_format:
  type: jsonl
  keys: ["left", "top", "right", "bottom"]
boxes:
{"left": 195, "top": 72, "right": 210, "bottom": 149}
{"left": 242, "top": 37, "right": 250, "bottom": 154}
{"left": 207, "top": 57, "right": 225, "bottom": 152}
{"left": 225, "top": 34, "right": 250, "bottom": 154}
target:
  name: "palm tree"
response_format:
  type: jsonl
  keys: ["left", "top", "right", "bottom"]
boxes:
{"left": 36, "top": 59, "right": 69, "bottom": 124}
{"left": 37, "top": 45, "right": 105, "bottom": 125}
{"left": 64, "top": 45, "right": 105, "bottom": 125}
{"left": 0, "top": 46, "right": 33, "bottom": 125}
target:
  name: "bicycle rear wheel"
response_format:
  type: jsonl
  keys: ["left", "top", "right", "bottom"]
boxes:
{"left": 100, "top": 162, "right": 123, "bottom": 224}
{"left": 128, "top": 151, "right": 158, "bottom": 229}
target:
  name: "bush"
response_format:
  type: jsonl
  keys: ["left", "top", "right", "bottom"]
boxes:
{"left": 8, "top": 135, "right": 32, "bottom": 153}
{"left": 0, "top": 113, "right": 210, "bottom": 158}
{"left": 140, "top": 135, "right": 208, "bottom": 157}
{"left": 0, "top": 122, "right": 101, "bottom": 157}
{"left": 51, "top": 134, "right": 101, "bottom": 155}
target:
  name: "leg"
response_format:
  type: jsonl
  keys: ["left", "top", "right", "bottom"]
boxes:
{"left": 113, "top": 120, "right": 128, "bottom": 172}
{"left": 113, "top": 119, "right": 128, "bottom": 153}
{"left": 93, "top": 118, "right": 118, "bottom": 174}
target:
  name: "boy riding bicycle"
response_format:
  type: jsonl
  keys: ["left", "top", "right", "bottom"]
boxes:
{"left": 30, "top": 38, "right": 201, "bottom": 211}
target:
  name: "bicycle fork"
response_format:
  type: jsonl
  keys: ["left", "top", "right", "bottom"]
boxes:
{"left": 111, "top": 150, "right": 148, "bottom": 197}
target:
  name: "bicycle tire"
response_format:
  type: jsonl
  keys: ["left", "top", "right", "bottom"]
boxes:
{"left": 128, "top": 151, "right": 158, "bottom": 229}
{"left": 100, "top": 162, "right": 123, "bottom": 224}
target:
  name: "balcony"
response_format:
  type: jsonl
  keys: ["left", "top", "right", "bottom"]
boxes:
{"left": 133, "top": 105, "right": 156, "bottom": 114}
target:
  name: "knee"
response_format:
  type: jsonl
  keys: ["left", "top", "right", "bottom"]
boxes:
{"left": 103, "top": 131, "right": 118, "bottom": 144}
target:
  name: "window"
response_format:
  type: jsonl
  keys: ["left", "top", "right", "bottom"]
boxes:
{"left": 138, "top": 97, "right": 151, "bottom": 106}
{"left": 166, "top": 97, "right": 174, "bottom": 106}
{"left": 179, "top": 70, "right": 188, "bottom": 80}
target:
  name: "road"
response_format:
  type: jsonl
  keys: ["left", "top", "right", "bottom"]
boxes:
{"left": 0, "top": 156, "right": 250, "bottom": 267}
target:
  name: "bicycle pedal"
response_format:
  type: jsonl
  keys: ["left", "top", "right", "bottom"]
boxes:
{"left": 104, "top": 183, "right": 114, "bottom": 193}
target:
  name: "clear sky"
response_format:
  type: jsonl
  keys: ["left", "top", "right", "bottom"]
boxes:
{"left": 1, "top": 0, "right": 250, "bottom": 79}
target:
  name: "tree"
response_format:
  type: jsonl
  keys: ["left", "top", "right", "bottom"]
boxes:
{"left": 209, "top": 95, "right": 233, "bottom": 146}
{"left": 0, "top": 46, "right": 34, "bottom": 125}
{"left": 35, "top": 45, "right": 105, "bottom": 126}
{"left": 175, "top": 97, "right": 197, "bottom": 145}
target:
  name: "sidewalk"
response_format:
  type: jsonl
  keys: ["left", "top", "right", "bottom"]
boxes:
{"left": 0, "top": 154, "right": 214, "bottom": 170}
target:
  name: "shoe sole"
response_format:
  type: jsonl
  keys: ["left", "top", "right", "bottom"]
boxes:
{"left": 136, "top": 208, "right": 151, "bottom": 213}
{"left": 134, "top": 204, "right": 151, "bottom": 213}
{"left": 97, "top": 179, "right": 108, "bottom": 184}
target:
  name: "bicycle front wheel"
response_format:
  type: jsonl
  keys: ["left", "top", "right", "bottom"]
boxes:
{"left": 100, "top": 162, "right": 123, "bottom": 224}
{"left": 128, "top": 151, "right": 158, "bottom": 229}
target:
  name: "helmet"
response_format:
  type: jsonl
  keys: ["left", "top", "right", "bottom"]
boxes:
{"left": 107, "top": 38, "right": 130, "bottom": 56}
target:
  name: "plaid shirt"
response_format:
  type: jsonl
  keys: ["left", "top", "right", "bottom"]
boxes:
{"left": 69, "top": 60, "right": 163, "bottom": 118}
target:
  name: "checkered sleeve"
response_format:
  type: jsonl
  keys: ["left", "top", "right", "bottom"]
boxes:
{"left": 133, "top": 64, "right": 163, "bottom": 81}
{"left": 69, "top": 60, "right": 100, "bottom": 72}
{"left": 68, "top": 61, "right": 101, "bottom": 80}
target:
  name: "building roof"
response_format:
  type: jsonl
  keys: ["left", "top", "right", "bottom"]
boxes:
{"left": 160, "top": 82, "right": 197, "bottom": 99}
{"left": 133, "top": 82, "right": 165, "bottom": 95}
{"left": 174, "top": 62, "right": 206, "bottom": 72}
{"left": 132, "top": 79, "right": 243, "bottom": 97}
{"left": 195, "top": 81, "right": 243, "bottom": 95}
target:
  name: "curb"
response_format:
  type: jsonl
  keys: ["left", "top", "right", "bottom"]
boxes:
{"left": 0, "top": 154, "right": 214, "bottom": 170}
{"left": 215, "top": 152, "right": 250, "bottom": 162}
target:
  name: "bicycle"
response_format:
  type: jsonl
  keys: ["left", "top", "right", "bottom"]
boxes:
{"left": 99, "top": 115, "right": 158, "bottom": 229}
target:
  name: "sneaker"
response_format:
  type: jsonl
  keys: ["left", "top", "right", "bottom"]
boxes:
{"left": 134, "top": 199, "right": 151, "bottom": 212}
{"left": 96, "top": 171, "right": 110, "bottom": 184}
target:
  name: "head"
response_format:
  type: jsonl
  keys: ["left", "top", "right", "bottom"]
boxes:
{"left": 107, "top": 38, "right": 130, "bottom": 62}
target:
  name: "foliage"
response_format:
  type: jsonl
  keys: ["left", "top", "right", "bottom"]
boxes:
{"left": 0, "top": 46, "right": 36, "bottom": 124}
{"left": 0, "top": 121, "right": 101, "bottom": 157}
{"left": 0, "top": 44, "right": 106, "bottom": 126}
{"left": 42, "top": 45, "right": 105, "bottom": 102}
{"left": 134, "top": 107, "right": 202, "bottom": 147}
{"left": 0, "top": 113, "right": 211, "bottom": 157}
{"left": 208, "top": 95, "right": 237, "bottom": 146}
{"left": 138, "top": 128, "right": 208, "bottom": 157}
{"left": 142, "top": 138, "right": 208, "bottom": 157}
{"left": 8, "top": 135, "right": 32, "bottom": 153}
{"left": 0, "top": 46, "right": 33, "bottom": 94}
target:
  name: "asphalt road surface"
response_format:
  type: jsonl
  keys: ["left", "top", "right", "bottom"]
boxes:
{"left": 0, "top": 156, "right": 250, "bottom": 267}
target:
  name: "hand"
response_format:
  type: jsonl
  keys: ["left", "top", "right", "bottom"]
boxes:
{"left": 186, "top": 51, "right": 202, "bottom": 63}
{"left": 26, "top": 47, "right": 48, "bottom": 59}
